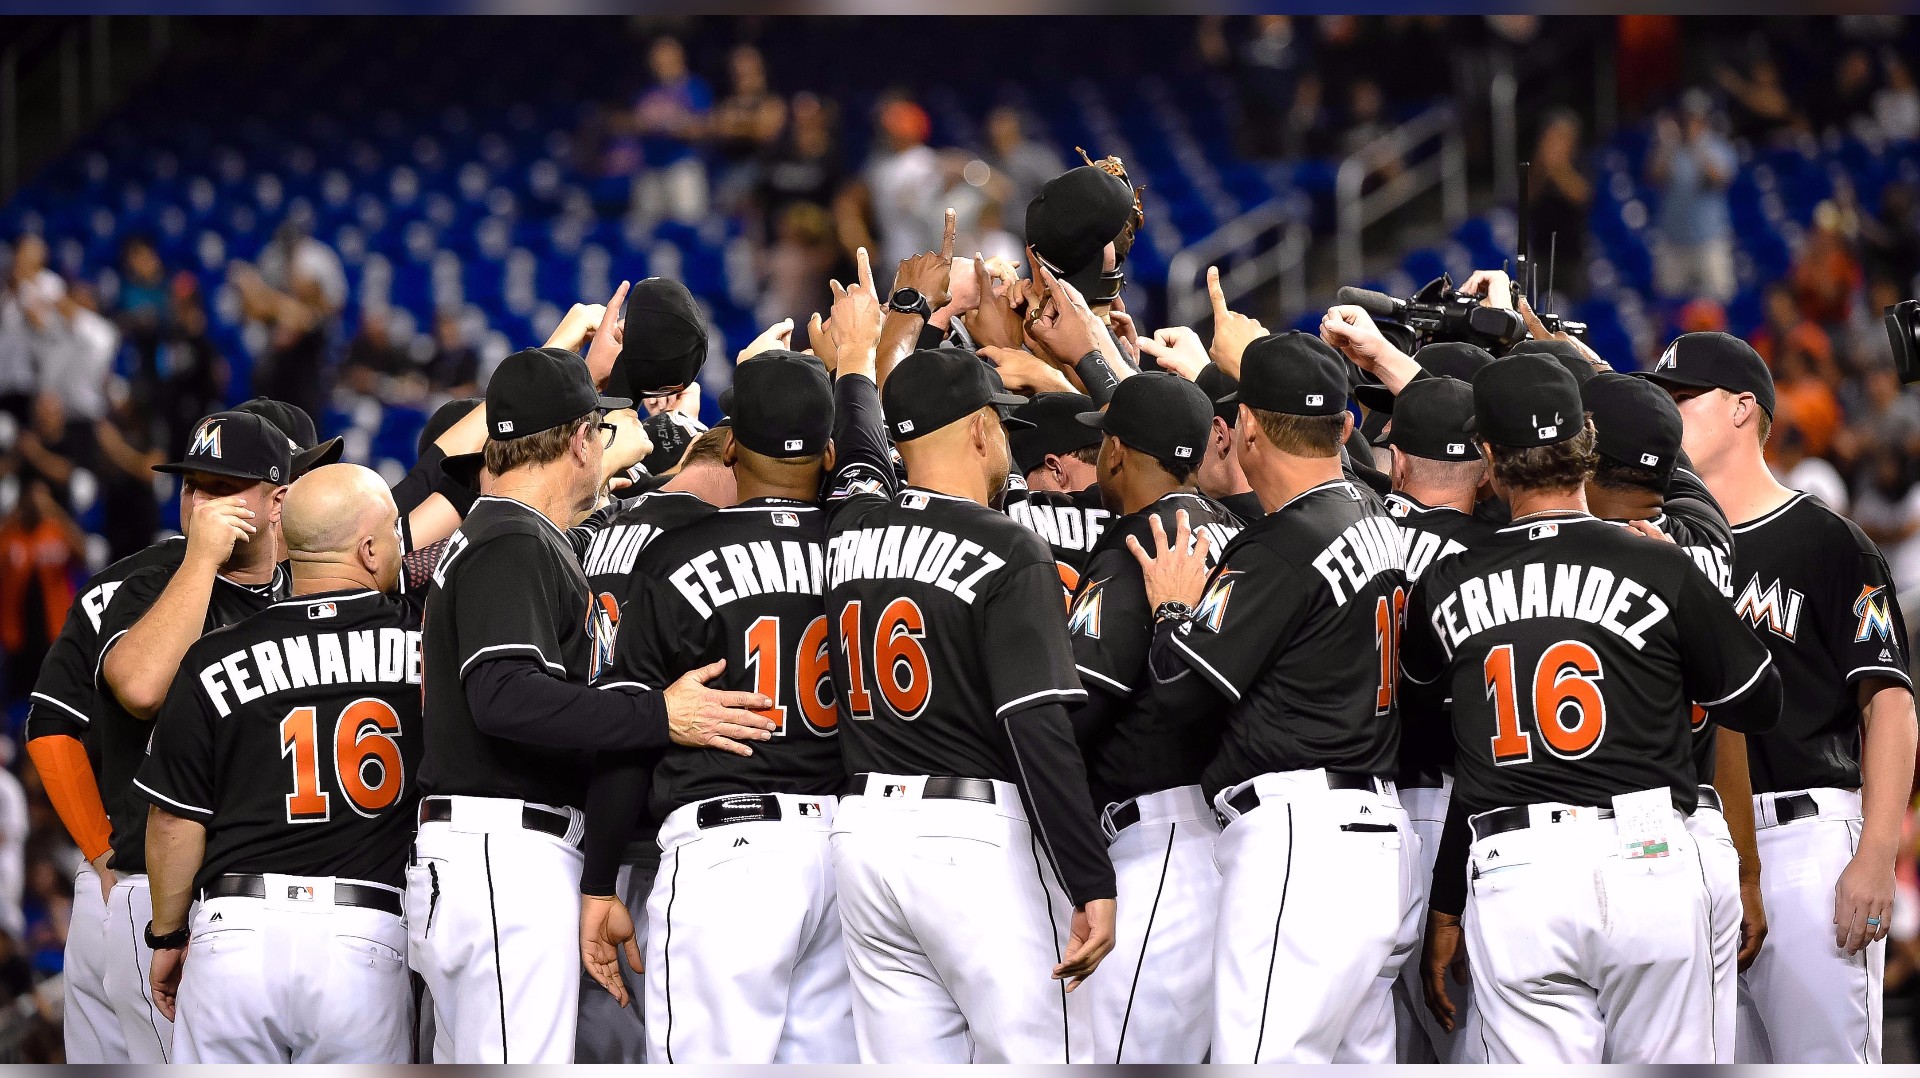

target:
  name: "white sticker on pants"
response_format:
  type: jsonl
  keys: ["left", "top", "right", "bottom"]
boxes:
{"left": 1612, "top": 788, "right": 1673, "bottom": 859}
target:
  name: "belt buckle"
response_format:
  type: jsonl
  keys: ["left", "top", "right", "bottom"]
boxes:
{"left": 1100, "top": 802, "right": 1124, "bottom": 843}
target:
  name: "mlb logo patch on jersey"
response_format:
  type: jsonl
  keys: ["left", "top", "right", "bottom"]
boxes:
{"left": 287, "top": 885, "right": 315, "bottom": 902}
{"left": 901, "top": 492, "right": 929, "bottom": 511}
{"left": 1527, "top": 522, "right": 1560, "bottom": 540}
{"left": 772, "top": 511, "right": 801, "bottom": 527}
{"left": 308, "top": 601, "right": 338, "bottom": 620}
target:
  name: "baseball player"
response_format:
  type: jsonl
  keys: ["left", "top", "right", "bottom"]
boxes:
{"left": 92, "top": 410, "right": 294, "bottom": 1062}
{"left": 1002, "top": 393, "right": 1112, "bottom": 590}
{"left": 1190, "top": 365, "right": 1265, "bottom": 522}
{"left": 409, "top": 346, "right": 771, "bottom": 1063}
{"left": 1061, "top": 372, "right": 1239, "bottom": 1062}
{"left": 136, "top": 464, "right": 422, "bottom": 1062}
{"left": 1643, "top": 332, "right": 1918, "bottom": 1063}
{"left": 1364, "top": 374, "right": 1495, "bottom": 1064}
{"left": 825, "top": 344, "right": 1116, "bottom": 1063}
{"left": 1131, "top": 331, "right": 1415, "bottom": 1064}
{"left": 1402, "top": 353, "right": 1782, "bottom": 1063}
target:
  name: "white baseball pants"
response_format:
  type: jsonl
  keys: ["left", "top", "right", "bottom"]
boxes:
{"left": 103, "top": 873, "right": 172, "bottom": 1062}
{"left": 1684, "top": 796, "right": 1741, "bottom": 1063}
{"left": 1086, "top": 785, "right": 1220, "bottom": 1063}
{"left": 1392, "top": 776, "right": 1482, "bottom": 1064}
{"left": 830, "top": 773, "right": 1089, "bottom": 1063}
{"left": 646, "top": 793, "right": 853, "bottom": 1063}
{"left": 1464, "top": 802, "right": 1716, "bottom": 1062}
{"left": 405, "top": 796, "right": 585, "bottom": 1063}
{"left": 171, "top": 877, "right": 411, "bottom": 1063}
{"left": 63, "top": 862, "right": 127, "bottom": 1063}
{"left": 1210, "top": 770, "right": 1419, "bottom": 1064}
{"left": 1737, "top": 787, "right": 1883, "bottom": 1063}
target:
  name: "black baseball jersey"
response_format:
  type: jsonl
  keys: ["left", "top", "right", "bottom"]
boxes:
{"left": 1384, "top": 493, "right": 1498, "bottom": 782}
{"left": 1070, "top": 491, "right": 1241, "bottom": 806}
{"left": 133, "top": 589, "right": 425, "bottom": 891}
{"left": 581, "top": 490, "right": 721, "bottom": 606}
{"left": 94, "top": 560, "right": 290, "bottom": 873}
{"left": 1002, "top": 481, "right": 1112, "bottom": 592}
{"left": 25, "top": 536, "right": 186, "bottom": 754}
{"left": 1218, "top": 491, "right": 1266, "bottom": 523}
{"left": 1161, "top": 478, "right": 1407, "bottom": 794}
{"left": 1728, "top": 492, "right": 1913, "bottom": 792}
{"left": 1399, "top": 512, "right": 1778, "bottom": 817}
{"left": 419, "top": 495, "right": 611, "bottom": 808}
{"left": 1643, "top": 478, "right": 1739, "bottom": 782}
{"left": 609, "top": 501, "right": 844, "bottom": 818}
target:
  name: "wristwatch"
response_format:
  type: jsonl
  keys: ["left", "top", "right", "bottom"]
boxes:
{"left": 145, "top": 921, "right": 190, "bottom": 950}
{"left": 1153, "top": 600, "right": 1194, "bottom": 625}
{"left": 888, "top": 287, "right": 933, "bottom": 320}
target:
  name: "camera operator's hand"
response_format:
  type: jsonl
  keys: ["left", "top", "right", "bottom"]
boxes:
{"left": 1136, "top": 326, "right": 1210, "bottom": 381}
{"left": 980, "top": 346, "right": 1077, "bottom": 395}
{"left": 1321, "top": 304, "right": 1421, "bottom": 393}
{"left": 1027, "top": 252, "right": 1110, "bottom": 369}
{"left": 891, "top": 208, "right": 957, "bottom": 309}
{"left": 1206, "top": 266, "right": 1267, "bottom": 379}
{"left": 1462, "top": 269, "right": 1515, "bottom": 311}
{"left": 963, "top": 254, "right": 1027, "bottom": 350}
{"left": 1517, "top": 296, "right": 1610, "bottom": 373}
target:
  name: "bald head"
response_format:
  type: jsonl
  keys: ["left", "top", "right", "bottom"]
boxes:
{"left": 283, "top": 464, "right": 403, "bottom": 595}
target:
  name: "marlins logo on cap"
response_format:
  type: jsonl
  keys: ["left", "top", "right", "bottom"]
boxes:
{"left": 1655, "top": 342, "right": 1678, "bottom": 372}
{"left": 189, "top": 420, "right": 224, "bottom": 459}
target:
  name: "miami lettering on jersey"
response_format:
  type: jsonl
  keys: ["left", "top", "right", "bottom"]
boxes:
{"left": 197, "top": 627, "right": 423, "bottom": 717}
{"left": 1733, "top": 574, "right": 1805, "bottom": 642}
{"left": 825, "top": 525, "right": 1008, "bottom": 603}
{"left": 666, "top": 539, "right": 826, "bottom": 619}
{"left": 1855, "top": 584, "right": 1896, "bottom": 643}
{"left": 1426, "top": 563, "right": 1672, "bottom": 656}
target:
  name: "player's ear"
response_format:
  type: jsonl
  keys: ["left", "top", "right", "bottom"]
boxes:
{"left": 266, "top": 484, "right": 288, "bottom": 527}
{"left": 821, "top": 440, "right": 837, "bottom": 473}
{"left": 719, "top": 430, "right": 738, "bottom": 468}
{"left": 1339, "top": 409, "right": 1355, "bottom": 443}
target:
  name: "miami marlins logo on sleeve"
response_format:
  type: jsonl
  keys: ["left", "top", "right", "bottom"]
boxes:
{"left": 1192, "top": 570, "right": 1242, "bottom": 634}
{"left": 1854, "top": 584, "right": 1896, "bottom": 643}
{"left": 1067, "top": 579, "right": 1106, "bottom": 639}
{"left": 189, "top": 419, "right": 224, "bottom": 459}
{"left": 587, "top": 592, "right": 621, "bottom": 680}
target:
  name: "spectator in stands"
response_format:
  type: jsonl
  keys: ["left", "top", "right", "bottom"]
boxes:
{"left": 115, "top": 235, "right": 170, "bottom": 400}
{"left": 1715, "top": 53, "right": 1800, "bottom": 145}
{"left": 230, "top": 259, "right": 331, "bottom": 421}
{"left": 982, "top": 108, "right": 1062, "bottom": 237}
{"left": 1812, "top": 46, "right": 1879, "bottom": 137}
{"left": 0, "top": 480, "right": 85, "bottom": 703}
{"left": 38, "top": 284, "right": 117, "bottom": 423}
{"left": 1876, "top": 53, "right": 1920, "bottom": 142}
{"left": 155, "top": 278, "right": 226, "bottom": 450}
{"left": 1772, "top": 422, "right": 1850, "bottom": 513}
{"left": 1852, "top": 445, "right": 1920, "bottom": 588}
{"left": 13, "top": 393, "right": 92, "bottom": 508}
{"left": 634, "top": 35, "right": 714, "bottom": 225}
{"left": 1773, "top": 341, "right": 1845, "bottom": 459}
{"left": 0, "top": 237, "right": 63, "bottom": 424}
{"left": 1862, "top": 182, "right": 1920, "bottom": 289}
{"left": 425, "top": 312, "right": 480, "bottom": 397}
{"left": 1281, "top": 72, "right": 1336, "bottom": 159}
{"left": 1649, "top": 89, "right": 1737, "bottom": 302}
{"left": 1530, "top": 109, "right": 1592, "bottom": 299}
{"left": 711, "top": 44, "right": 786, "bottom": 214}
{"left": 838, "top": 96, "right": 941, "bottom": 270}
{"left": 1204, "top": 15, "right": 1310, "bottom": 159}
{"left": 759, "top": 202, "right": 836, "bottom": 334}
{"left": 1341, "top": 78, "right": 1397, "bottom": 164}
{"left": 1793, "top": 200, "right": 1865, "bottom": 327}
{"left": 757, "top": 92, "right": 843, "bottom": 244}
{"left": 21, "top": 857, "right": 67, "bottom": 980}
{"left": 92, "top": 390, "right": 165, "bottom": 564}
{"left": 341, "top": 305, "right": 409, "bottom": 397}
{"left": 0, "top": 742, "right": 23, "bottom": 948}
{"left": 256, "top": 216, "right": 346, "bottom": 318}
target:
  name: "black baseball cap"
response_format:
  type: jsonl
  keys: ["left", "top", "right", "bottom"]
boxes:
{"left": 881, "top": 347, "right": 1030, "bottom": 442}
{"left": 1469, "top": 355, "right": 1584, "bottom": 449}
{"left": 419, "top": 397, "right": 483, "bottom": 457}
{"left": 1223, "top": 331, "right": 1349, "bottom": 417}
{"left": 1025, "top": 165, "right": 1136, "bottom": 276}
{"left": 1195, "top": 365, "right": 1239, "bottom": 425}
{"left": 1010, "top": 392, "right": 1102, "bottom": 474}
{"left": 641, "top": 410, "right": 705, "bottom": 474}
{"left": 235, "top": 397, "right": 343, "bottom": 478}
{"left": 1637, "top": 331, "right": 1776, "bottom": 418}
{"left": 1376, "top": 376, "right": 1478, "bottom": 462}
{"left": 1077, "top": 372, "right": 1211, "bottom": 472}
{"left": 609, "top": 277, "right": 708, "bottom": 399}
{"left": 1583, "top": 372, "right": 1682, "bottom": 479}
{"left": 486, "top": 346, "right": 632, "bottom": 441}
{"left": 729, "top": 350, "right": 834, "bottom": 459}
{"left": 155, "top": 410, "right": 293, "bottom": 485}
{"left": 1506, "top": 338, "right": 1597, "bottom": 387}
{"left": 1354, "top": 342, "right": 1497, "bottom": 415}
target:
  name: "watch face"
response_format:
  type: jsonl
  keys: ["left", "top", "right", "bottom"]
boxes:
{"left": 890, "top": 288, "right": 923, "bottom": 309}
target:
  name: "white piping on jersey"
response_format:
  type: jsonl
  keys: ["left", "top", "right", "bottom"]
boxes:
{"left": 474, "top": 494, "right": 571, "bottom": 542}
{"left": 1074, "top": 664, "right": 1131, "bottom": 694}
{"left": 28, "top": 692, "right": 89, "bottom": 726}
{"left": 717, "top": 505, "right": 821, "bottom": 514}
{"left": 1844, "top": 664, "right": 1914, "bottom": 687}
{"left": 268, "top": 589, "right": 382, "bottom": 611}
{"left": 994, "top": 687, "right": 1088, "bottom": 717}
{"left": 133, "top": 778, "right": 211, "bottom": 818}
{"left": 1170, "top": 632, "right": 1241, "bottom": 701}
{"left": 93, "top": 629, "right": 130, "bottom": 686}
{"left": 1275, "top": 479, "right": 1355, "bottom": 515}
{"left": 1386, "top": 492, "right": 1466, "bottom": 517}
{"left": 458, "top": 643, "right": 566, "bottom": 679}
{"left": 1729, "top": 492, "right": 1811, "bottom": 535}
{"left": 1494, "top": 510, "right": 1598, "bottom": 534}
{"left": 902, "top": 486, "right": 976, "bottom": 505}
{"left": 597, "top": 679, "right": 653, "bottom": 692}
{"left": 1697, "top": 653, "right": 1774, "bottom": 708}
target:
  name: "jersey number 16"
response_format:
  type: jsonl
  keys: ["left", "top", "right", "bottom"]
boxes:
{"left": 280, "top": 699, "right": 405, "bottom": 824}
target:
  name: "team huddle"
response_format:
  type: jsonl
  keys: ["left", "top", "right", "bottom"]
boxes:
{"left": 23, "top": 160, "right": 1916, "bottom": 1065}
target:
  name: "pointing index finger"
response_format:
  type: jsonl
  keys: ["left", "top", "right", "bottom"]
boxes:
{"left": 600, "top": 280, "right": 630, "bottom": 333}
{"left": 856, "top": 246, "right": 875, "bottom": 295}
{"left": 1208, "top": 266, "right": 1228, "bottom": 321}
{"left": 940, "top": 207, "right": 957, "bottom": 260}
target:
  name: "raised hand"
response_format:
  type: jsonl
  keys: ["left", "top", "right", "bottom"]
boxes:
{"left": 1137, "top": 326, "right": 1211, "bottom": 381}
{"left": 829, "top": 247, "right": 885, "bottom": 360}
{"left": 891, "top": 208, "right": 958, "bottom": 309}
{"left": 979, "top": 345, "right": 1076, "bottom": 395}
{"left": 184, "top": 495, "right": 258, "bottom": 568}
{"left": 736, "top": 318, "right": 796, "bottom": 365}
{"left": 964, "top": 252, "right": 1027, "bottom": 350}
{"left": 1026, "top": 248, "right": 1107, "bottom": 367}
{"left": 583, "top": 280, "right": 631, "bottom": 390}
{"left": 1206, "top": 266, "right": 1267, "bottom": 378}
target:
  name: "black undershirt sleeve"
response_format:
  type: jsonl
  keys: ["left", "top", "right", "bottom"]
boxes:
{"left": 1003, "top": 701, "right": 1117, "bottom": 907}
{"left": 1064, "top": 687, "right": 1128, "bottom": 752}
{"left": 1429, "top": 793, "right": 1474, "bottom": 917}
{"left": 464, "top": 657, "right": 671, "bottom": 752}
{"left": 580, "top": 749, "right": 654, "bottom": 896}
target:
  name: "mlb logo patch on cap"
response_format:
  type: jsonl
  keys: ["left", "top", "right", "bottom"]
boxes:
{"left": 496, "top": 420, "right": 514, "bottom": 434}
{"left": 1641, "top": 452, "right": 1660, "bottom": 467}
{"left": 1447, "top": 442, "right": 1466, "bottom": 455}
{"left": 896, "top": 419, "right": 915, "bottom": 434}
{"left": 1306, "top": 394, "right": 1325, "bottom": 407}
{"left": 785, "top": 439, "right": 803, "bottom": 452}
{"left": 1536, "top": 425, "right": 1558, "bottom": 440}
{"left": 1174, "top": 445, "right": 1193, "bottom": 458}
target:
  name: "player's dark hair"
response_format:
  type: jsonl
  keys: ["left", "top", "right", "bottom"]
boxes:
{"left": 1485, "top": 417, "right": 1599, "bottom": 494}
{"left": 1754, "top": 409, "right": 1772, "bottom": 445}
{"left": 483, "top": 414, "right": 594, "bottom": 477}
{"left": 1068, "top": 444, "right": 1100, "bottom": 467}
{"left": 1251, "top": 409, "right": 1346, "bottom": 458}
{"left": 1591, "top": 456, "right": 1666, "bottom": 496}
{"left": 1112, "top": 436, "right": 1197, "bottom": 486}
{"left": 680, "top": 427, "right": 730, "bottom": 470}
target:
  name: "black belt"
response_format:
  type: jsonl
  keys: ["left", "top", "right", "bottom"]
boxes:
{"left": 1225, "top": 770, "right": 1386, "bottom": 816}
{"left": 1106, "top": 800, "right": 1142, "bottom": 833}
{"left": 201, "top": 873, "right": 402, "bottom": 916}
{"left": 696, "top": 795, "right": 782, "bottom": 829}
{"left": 1396, "top": 768, "right": 1448, "bottom": 790}
{"left": 418, "top": 796, "right": 575, "bottom": 844}
{"left": 846, "top": 773, "right": 997, "bottom": 804}
{"left": 1765, "top": 791, "right": 1819, "bottom": 825}
{"left": 1696, "top": 785, "right": 1724, "bottom": 815}
{"left": 1471, "top": 803, "right": 1616, "bottom": 842}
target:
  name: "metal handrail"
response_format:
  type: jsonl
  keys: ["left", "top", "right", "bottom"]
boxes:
{"left": 1335, "top": 104, "right": 1467, "bottom": 284}
{"left": 1164, "top": 195, "right": 1310, "bottom": 329}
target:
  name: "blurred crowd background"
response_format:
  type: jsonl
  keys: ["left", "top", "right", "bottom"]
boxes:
{"left": 0, "top": 13, "right": 1917, "bottom": 1060}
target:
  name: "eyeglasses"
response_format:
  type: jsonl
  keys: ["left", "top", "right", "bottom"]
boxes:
{"left": 597, "top": 422, "right": 618, "bottom": 447}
